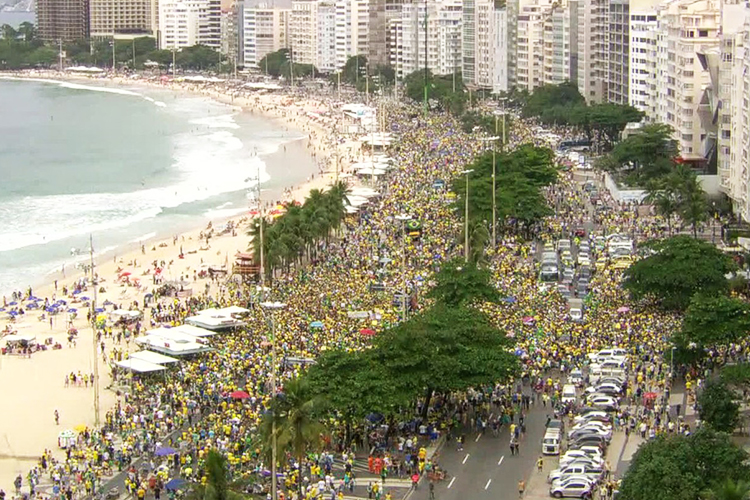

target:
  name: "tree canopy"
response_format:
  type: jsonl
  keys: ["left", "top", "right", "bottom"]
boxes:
{"left": 597, "top": 123, "right": 678, "bottom": 186}
{"left": 697, "top": 379, "right": 740, "bottom": 434}
{"left": 674, "top": 294, "right": 750, "bottom": 349}
{"left": 451, "top": 144, "right": 557, "bottom": 237}
{"left": 403, "top": 69, "right": 466, "bottom": 115}
{"left": 426, "top": 258, "right": 500, "bottom": 307}
{"left": 618, "top": 429, "right": 750, "bottom": 500}
{"left": 622, "top": 236, "right": 736, "bottom": 310}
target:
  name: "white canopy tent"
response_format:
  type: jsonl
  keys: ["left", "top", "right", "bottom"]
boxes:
{"left": 135, "top": 336, "right": 211, "bottom": 356}
{"left": 114, "top": 358, "right": 166, "bottom": 373}
{"left": 145, "top": 328, "right": 208, "bottom": 344}
{"left": 186, "top": 314, "right": 245, "bottom": 331}
{"left": 110, "top": 310, "right": 142, "bottom": 320}
{"left": 171, "top": 324, "right": 219, "bottom": 338}
{"left": 3, "top": 334, "right": 36, "bottom": 343}
{"left": 129, "top": 350, "right": 180, "bottom": 365}
{"left": 349, "top": 187, "right": 380, "bottom": 198}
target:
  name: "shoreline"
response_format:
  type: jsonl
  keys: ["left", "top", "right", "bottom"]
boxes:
{"left": 0, "top": 70, "right": 362, "bottom": 491}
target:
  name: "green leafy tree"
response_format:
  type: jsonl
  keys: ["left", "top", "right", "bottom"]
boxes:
{"left": 678, "top": 167, "right": 709, "bottom": 238}
{"left": 619, "top": 428, "right": 750, "bottom": 500}
{"left": 721, "top": 363, "right": 750, "bottom": 389}
{"left": 597, "top": 123, "right": 678, "bottom": 185}
{"left": 258, "top": 49, "right": 290, "bottom": 76}
{"left": 674, "top": 294, "right": 750, "bottom": 349}
{"left": 587, "top": 103, "right": 644, "bottom": 150}
{"left": 426, "top": 258, "right": 500, "bottom": 306}
{"left": 645, "top": 173, "right": 682, "bottom": 234}
{"left": 622, "top": 235, "right": 737, "bottom": 310}
{"left": 697, "top": 380, "right": 740, "bottom": 433}
{"left": 522, "top": 81, "right": 585, "bottom": 118}
{"left": 373, "top": 303, "right": 519, "bottom": 416}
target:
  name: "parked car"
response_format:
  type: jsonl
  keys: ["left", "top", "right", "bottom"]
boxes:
{"left": 549, "top": 478, "right": 594, "bottom": 499}
{"left": 548, "top": 463, "right": 604, "bottom": 484}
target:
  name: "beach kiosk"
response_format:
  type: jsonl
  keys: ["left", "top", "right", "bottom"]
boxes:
{"left": 2, "top": 333, "right": 38, "bottom": 355}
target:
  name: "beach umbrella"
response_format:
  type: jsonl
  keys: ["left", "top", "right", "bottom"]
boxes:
{"left": 310, "top": 321, "right": 324, "bottom": 329}
{"left": 8, "top": 311, "right": 17, "bottom": 316}
{"left": 165, "top": 479, "right": 187, "bottom": 490}
{"left": 67, "top": 308, "right": 77, "bottom": 313}
{"left": 72, "top": 290, "right": 81, "bottom": 295}
{"left": 119, "top": 271, "right": 131, "bottom": 277}
{"left": 56, "top": 300, "right": 67, "bottom": 305}
{"left": 155, "top": 446, "right": 177, "bottom": 456}
{"left": 0, "top": 308, "right": 4, "bottom": 312}
{"left": 8, "top": 301, "right": 16, "bottom": 306}
{"left": 359, "top": 328, "right": 376, "bottom": 336}
{"left": 230, "top": 390, "right": 250, "bottom": 400}
{"left": 95, "top": 307, "right": 105, "bottom": 313}
{"left": 79, "top": 296, "right": 90, "bottom": 301}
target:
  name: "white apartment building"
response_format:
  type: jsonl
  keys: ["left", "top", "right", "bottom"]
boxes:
{"left": 396, "top": 0, "right": 462, "bottom": 78}
{"left": 89, "top": 0, "right": 158, "bottom": 38}
{"left": 727, "top": 7, "right": 750, "bottom": 220}
{"left": 628, "top": 0, "right": 659, "bottom": 115}
{"left": 515, "top": 0, "right": 553, "bottom": 92}
{"left": 335, "top": 0, "right": 369, "bottom": 70}
{"left": 242, "top": 3, "right": 290, "bottom": 68}
{"left": 577, "top": 0, "right": 608, "bottom": 101}
{"left": 607, "top": 0, "right": 629, "bottom": 103}
{"left": 290, "top": 0, "right": 337, "bottom": 71}
{"left": 159, "top": 0, "right": 221, "bottom": 49}
{"left": 653, "top": 0, "right": 720, "bottom": 157}
{"left": 542, "top": 0, "right": 572, "bottom": 85}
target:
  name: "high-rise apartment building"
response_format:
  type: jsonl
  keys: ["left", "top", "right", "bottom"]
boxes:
{"left": 88, "top": 0, "right": 157, "bottom": 38}
{"left": 395, "top": 0, "right": 461, "bottom": 77}
{"left": 514, "top": 0, "right": 552, "bottom": 91}
{"left": 628, "top": 0, "right": 659, "bottom": 115}
{"left": 335, "top": 0, "right": 370, "bottom": 69}
{"left": 542, "top": 0, "right": 572, "bottom": 85}
{"left": 37, "top": 0, "right": 89, "bottom": 41}
{"left": 241, "top": 2, "right": 290, "bottom": 67}
{"left": 462, "top": 0, "right": 509, "bottom": 91}
{"left": 577, "top": 0, "right": 609, "bottom": 101}
{"left": 368, "top": 0, "right": 403, "bottom": 66}
{"left": 159, "top": 0, "right": 221, "bottom": 49}
{"left": 607, "top": 0, "right": 629, "bottom": 103}
{"left": 653, "top": 0, "right": 720, "bottom": 157}
{"left": 290, "top": 0, "right": 337, "bottom": 71}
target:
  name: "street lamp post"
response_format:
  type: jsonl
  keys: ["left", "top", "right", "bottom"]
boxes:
{"left": 261, "top": 301, "right": 287, "bottom": 500}
{"left": 461, "top": 169, "right": 474, "bottom": 262}
{"left": 395, "top": 214, "right": 411, "bottom": 320}
{"left": 478, "top": 137, "right": 500, "bottom": 245}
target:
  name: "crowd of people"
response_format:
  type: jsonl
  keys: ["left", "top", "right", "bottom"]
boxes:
{"left": 9, "top": 96, "right": 700, "bottom": 500}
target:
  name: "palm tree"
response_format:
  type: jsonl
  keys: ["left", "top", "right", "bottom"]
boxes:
{"left": 204, "top": 450, "right": 229, "bottom": 500}
{"left": 676, "top": 166, "right": 708, "bottom": 238}
{"left": 645, "top": 175, "right": 681, "bottom": 235}
{"left": 701, "top": 479, "right": 750, "bottom": 500}
{"left": 259, "top": 377, "right": 325, "bottom": 500}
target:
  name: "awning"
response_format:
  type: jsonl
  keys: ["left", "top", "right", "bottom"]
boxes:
{"left": 115, "top": 358, "right": 166, "bottom": 373}
{"left": 129, "top": 350, "right": 180, "bottom": 364}
{"left": 171, "top": 324, "right": 219, "bottom": 338}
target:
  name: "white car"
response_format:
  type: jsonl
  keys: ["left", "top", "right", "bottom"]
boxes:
{"left": 569, "top": 369, "right": 585, "bottom": 387}
{"left": 548, "top": 463, "right": 604, "bottom": 484}
{"left": 550, "top": 477, "right": 595, "bottom": 499}
{"left": 561, "top": 449, "right": 604, "bottom": 464}
{"left": 569, "top": 308, "right": 584, "bottom": 322}
{"left": 571, "top": 421, "right": 612, "bottom": 433}
{"left": 560, "top": 454, "right": 604, "bottom": 469}
{"left": 574, "top": 411, "right": 609, "bottom": 423}
{"left": 587, "top": 395, "right": 619, "bottom": 410}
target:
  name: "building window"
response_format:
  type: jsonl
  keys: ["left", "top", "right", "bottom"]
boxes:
{"left": 698, "top": 30, "right": 708, "bottom": 37}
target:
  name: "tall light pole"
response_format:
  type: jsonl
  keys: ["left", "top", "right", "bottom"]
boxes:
{"left": 88, "top": 235, "right": 100, "bottom": 428}
{"left": 261, "top": 301, "right": 286, "bottom": 500}
{"left": 479, "top": 137, "right": 500, "bottom": 245}
{"left": 395, "top": 214, "right": 411, "bottom": 321}
{"left": 461, "top": 169, "right": 474, "bottom": 262}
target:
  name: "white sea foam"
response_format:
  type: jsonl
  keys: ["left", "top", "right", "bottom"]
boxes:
{"left": 129, "top": 232, "right": 158, "bottom": 244}
{"left": 202, "top": 207, "right": 248, "bottom": 220}
{"left": 190, "top": 114, "right": 241, "bottom": 129}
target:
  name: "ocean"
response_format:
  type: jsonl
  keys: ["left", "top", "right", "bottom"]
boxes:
{"left": 0, "top": 78, "right": 315, "bottom": 296}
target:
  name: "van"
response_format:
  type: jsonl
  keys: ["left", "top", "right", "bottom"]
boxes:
{"left": 562, "top": 384, "right": 577, "bottom": 404}
{"left": 543, "top": 429, "right": 561, "bottom": 455}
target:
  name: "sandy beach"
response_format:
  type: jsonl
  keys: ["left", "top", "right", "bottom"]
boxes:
{"left": 0, "top": 70, "right": 368, "bottom": 492}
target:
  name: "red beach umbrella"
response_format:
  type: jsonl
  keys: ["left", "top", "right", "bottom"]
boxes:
{"left": 230, "top": 390, "right": 250, "bottom": 400}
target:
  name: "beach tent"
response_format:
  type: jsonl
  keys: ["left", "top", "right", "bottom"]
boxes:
{"left": 3, "top": 334, "right": 36, "bottom": 344}
{"left": 129, "top": 350, "right": 180, "bottom": 365}
{"left": 114, "top": 358, "right": 166, "bottom": 373}
{"left": 110, "top": 310, "right": 142, "bottom": 320}
{"left": 185, "top": 314, "right": 245, "bottom": 331}
{"left": 170, "top": 324, "right": 219, "bottom": 338}
{"left": 135, "top": 336, "right": 211, "bottom": 356}
{"left": 145, "top": 327, "right": 208, "bottom": 344}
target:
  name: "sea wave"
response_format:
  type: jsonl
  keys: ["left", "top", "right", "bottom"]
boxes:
{"left": 190, "top": 114, "right": 241, "bottom": 129}
{"left": 0, "top": 76, "right": 166, "bottom": 107}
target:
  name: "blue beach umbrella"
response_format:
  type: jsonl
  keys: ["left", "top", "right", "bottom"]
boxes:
{"left": 8, "top": 310, "right": 17, "bottom": 316}
{"left": 67, "top": 308, "right": 77, "bottom": 313}
{"left": 8, "top": 301, "right": 16, "bottom": 306}
{"left": 79, "top": 296, "right": 90, "bottom": 301}
{"left": 55, "top": 300, "right": 67, "bottom": 305}
{"left": 0, "top": 308, "right": 5, "bottom": 312}
{"left": 95, "top": 307, "right": 105, "bottom": 313}
{"left": 165, "top": 479, "right": 187, "bottom": 490}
